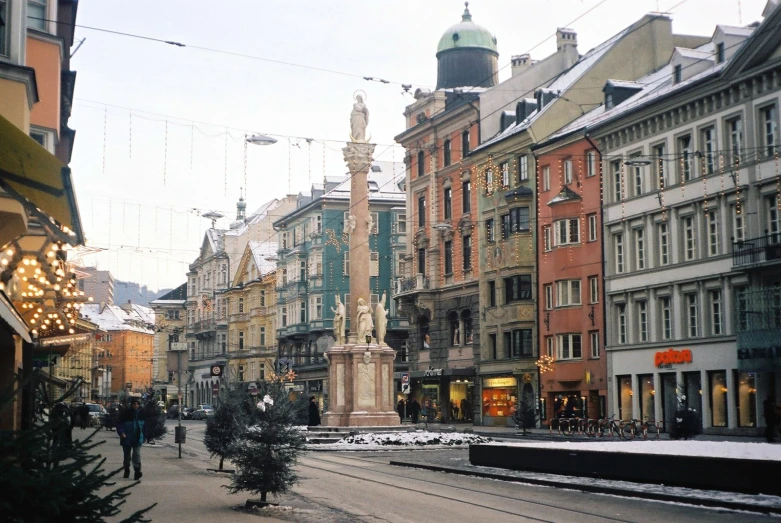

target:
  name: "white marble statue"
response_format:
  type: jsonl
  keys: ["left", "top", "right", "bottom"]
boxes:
{"left": 350, "top": 94, "right": 369, "bottom": 142}
{"left": 346, "top": 215, "right": 357, "bottom": 235}
{"left": 366, "top": 213, "right": 374, "bottom": 234}
{"left": 356, "top": 297, "right": 374, "bottom": 343}
{"left": 332, "top": 295, "right": 346, "bottom": 345}
{"left": 375, "top": 293, "right": 388, "bottom": 346}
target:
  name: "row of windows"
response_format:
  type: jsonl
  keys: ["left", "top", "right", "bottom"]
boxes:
{"left": 609, "top": 104, "right": 778, "bottom": 202}
{"left": 610, "top": 196, "right": 780, "bottom": 274}
{"left": 543, "top": 276, "right": 599, "bottom": 309}
{"left": 417, "top": 131, "right": 471, "bottom": 176}
{"left": 539, "top": 151, "right": 599, "bottom": 192}
{"left": 612, "top": 290, "right": 729, "bottom": 345}
{"left": 485, "top": 329, "right": 534, "bottom": 360}
{"left": 544, "top": 332, "right": 600, "bottom": 361}
{"left": 443, "top": 235, "right": 473, "bottom": 274}
{"left": 441, "top": 181, "right": 473, "bottom": 220}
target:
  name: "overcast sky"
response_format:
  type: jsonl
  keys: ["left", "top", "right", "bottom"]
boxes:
{"left": 68, "top": 0, "right": 769, "bottom": 292}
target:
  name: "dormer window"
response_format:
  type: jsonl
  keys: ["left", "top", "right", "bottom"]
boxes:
{"left": 716, "top": 42, "right": 725, "bottom": 63}
{"left": 673, "top": 64, "right": 682, "bottom": 84}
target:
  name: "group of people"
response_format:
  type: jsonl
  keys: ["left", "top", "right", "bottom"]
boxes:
{"left": 396, "top": 397, "right": 471, "bottom": 423}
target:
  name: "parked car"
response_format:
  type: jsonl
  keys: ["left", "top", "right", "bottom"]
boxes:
{"left": 166, "top": 404, "right": 183, "bottom": 419}
{"left": 85, "top": 403, "right": 106, "bottom": 427}
{"left": 191, "top": 404, "right": 214, "bottom": 420}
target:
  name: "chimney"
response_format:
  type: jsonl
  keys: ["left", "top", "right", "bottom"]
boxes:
{"left": 556, "top": 28, "right": 577, "bottom": 51}
{"left": 511, "top": 54, "right": 532, "bottom": 76}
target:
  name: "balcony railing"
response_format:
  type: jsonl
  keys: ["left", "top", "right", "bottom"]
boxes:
{"left": 394, "top": 275, "right": 430, "bottom": 295}
{"left": 229, "top": 312, "right": 249, "bottom": 323}
{"left": 732, "top": 233, "right": 781, "bottom": 268}
{"left": 735, "top": 287, "right": 781, "bottom": 333}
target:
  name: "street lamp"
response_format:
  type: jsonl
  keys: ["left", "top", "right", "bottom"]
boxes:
{"left": 246, "top": 133, "right": 277, "bottom": 146}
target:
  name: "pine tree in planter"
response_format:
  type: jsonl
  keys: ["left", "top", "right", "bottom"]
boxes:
{"left": 142, "top": 399, "right": 167, "bottom": 444}
{"left": 512, "top": 393, "right": 537, "bottom": 435}
{"left": 205, "top": 387, "right": 251, "bottom": 472}
{"left": 0, "top": 380, "right": 155, "bottom": 522}
{"left": 227, "top": 378, "right": 306, "bottom": 507}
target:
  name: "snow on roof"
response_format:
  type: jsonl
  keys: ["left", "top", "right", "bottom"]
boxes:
{"left": 149, "top": 299, "right": 184, "bottom": 305}
{"left": 249, "top": 241, "right": 278, "bottom": 275}
{"left": 547, "top": 58, "right": 728, "bottom": 141}
{"left": 605, "top": 79, "right": 643, "bottom": 89}
{"left": 674, "top": 46, "right": 714, "bottom": 60}
{"left": 716, "top": 24, "right": 755, "bottom": 37}
{"left": 80, "top": 303, "right": 154, "bottom": 334}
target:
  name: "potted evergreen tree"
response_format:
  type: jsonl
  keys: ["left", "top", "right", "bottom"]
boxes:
{"left": 204, "top": 386, "right": 251, "bottom": 473}
{"left": 142, "top": 398, "right": 167, "bottom": 444}
{"left": 227, "top": 377, "right": 306, "bottom": 508}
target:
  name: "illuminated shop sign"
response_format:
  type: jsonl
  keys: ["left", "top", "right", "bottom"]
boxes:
{"left": 483, "top": 377, "right": 517, "bottom": 388}
{"left": 654, "top": 348, "right": 693, "bottom": 368}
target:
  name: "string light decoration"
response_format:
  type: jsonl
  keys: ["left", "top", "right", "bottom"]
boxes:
{"left": 0, "top": 241, "right": 91, "bottom": 337}
{"left": 102, "top": 106, "right": 108, "bottom": 177}
{"left": 163, "top": 120, "right": 168, "bottom": 185}
{"left": 680, "top": 154, "right": 686, "bottom": 200}
{"left": 701, "top": 151, "right": 708, "bottom": 214}
{"left": 537, "top": 354, "right": 554, "bottom": 374}
{"left": 775, "top": 150, "right": 780, "bottom": 215}
{"left": 658, "top": 156, "right": 667, "bottom": 221}
{"left": 620, "top": 159, "right": 626, "bottom": 222}
{"left": 734, "top": 155, "right": 742, "bottom": 215}
{"left": 129, "top": 112, "right": 132, "bottom": 159}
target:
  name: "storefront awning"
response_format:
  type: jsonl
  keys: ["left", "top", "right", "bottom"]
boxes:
{"left": 0, "top": 113, "right": 83, "bottom": 245}
{"left": 0, "top": 290, "right": 31, "bottom": 343}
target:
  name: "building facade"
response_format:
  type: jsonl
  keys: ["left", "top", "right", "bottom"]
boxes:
{"left": 223, "top": 241, "right": 277, "bottom": 393}
{"left": 78, "top": 267, "right": 115, "bottom": 305}
{"left": 591, "top": 7, "right": 781, "bottom": 435}
{"left": 533, "top": 135, "right": 607, "bottom": 422}
{"left": 82, "top": 303, "right": 155, "bottom": 396}
{"left": 149, "top": 283, "right": 187, "bottom": 405}
{"left": 275, "top": 163, "right": 408, "bottom": 411}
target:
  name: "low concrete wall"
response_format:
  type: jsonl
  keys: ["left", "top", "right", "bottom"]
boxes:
{"left": 469, "top": 444, "right": 781, "bottom": 496}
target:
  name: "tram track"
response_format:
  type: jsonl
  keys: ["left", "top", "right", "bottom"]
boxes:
{"left": 301, "top": 453, "right": 638, "bottom": 523}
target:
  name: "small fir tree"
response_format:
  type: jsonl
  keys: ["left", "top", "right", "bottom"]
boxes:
{"left": 512, "top": 394, "right": 537, "bottom": 435}
{"left": 0, "top": 379, "right": 155, "bottom": 522}
{"left": 142, "top": 399, "right": 167, "bottom": 443}
{"left": 227, "top": 372, "right": 306, "bottom": 505}
{"left": 204, "top": 387, "right": 251, "bottom": 471}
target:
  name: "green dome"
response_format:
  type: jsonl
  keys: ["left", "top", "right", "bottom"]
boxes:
{"left": 436, "top": 2, "right": 497, "bottom": 56}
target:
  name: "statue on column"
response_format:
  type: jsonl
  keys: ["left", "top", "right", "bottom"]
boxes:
{"left": 375, "top": 293, "right": 388, "bottom": 346}
{"left": 332, "top": 295, "right": 346, "bottom": 345}
{"left": 350, "top": 93, "right": 369, "bottom": 143}
{"left": 356, "top": 298, "right": 374, "bottom": 343}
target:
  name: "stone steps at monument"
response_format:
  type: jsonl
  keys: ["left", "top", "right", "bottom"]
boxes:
{"left": 306, "top": 425, "right": 415, "bottom": 444}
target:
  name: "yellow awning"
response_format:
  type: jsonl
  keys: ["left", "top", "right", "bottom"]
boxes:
{"left": 0, "top": 112, "right": 83, "bottom": 244}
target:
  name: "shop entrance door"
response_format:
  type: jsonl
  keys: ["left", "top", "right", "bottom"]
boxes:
{"left": 660, "top": 373, "right": 677, "bottom": 432}
{"left": 683, "top": 371, "right": 703, "bottom": 431}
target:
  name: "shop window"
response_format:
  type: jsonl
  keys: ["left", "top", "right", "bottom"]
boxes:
{"left": 618, "top": 375, "right": 633, "bottom": 420}
{"left": 482, "top": 380, "right": 517, "bottom": 418}
{"left": 639, "top": 374, "right": 655, "bottom": 422}
{"left": 735, "top": 371, "right": 757, "bottom": 428}
{"left": 709, "top": 370, "right": 728, "bottom": 427}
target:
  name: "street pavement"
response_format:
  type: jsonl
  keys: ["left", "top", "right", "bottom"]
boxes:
{"left": 83, "top": 419, "right": 773, "bottom": 522}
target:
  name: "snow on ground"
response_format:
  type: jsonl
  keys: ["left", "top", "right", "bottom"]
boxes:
{"left": 315, "top": 430, "right": 491, "bottom": 449}
{"left": 462, "top": 463, "right": 781, "bottom": 509}
{"left": 490, "top": 440, "right": 781, "bottom": 461}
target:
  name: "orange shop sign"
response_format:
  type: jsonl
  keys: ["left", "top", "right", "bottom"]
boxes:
{"left": 654, "top": 349, "right": 693, "bottom": 367}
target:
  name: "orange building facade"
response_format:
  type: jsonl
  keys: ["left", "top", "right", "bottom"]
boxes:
{"left": 97, "top": 330, "right": 154, "bottom": 396}
{"left": 534, "top": 136, "right": 607, "bottom": 423}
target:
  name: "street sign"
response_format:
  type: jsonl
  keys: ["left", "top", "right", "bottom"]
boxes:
{"left": 170, "top": 342, "right": 187, "bottom": 351}
{"left": 212, "top": 382, "right": 220, "bottom": 394}
{"left": 401, "top": 372, "right": 410, "bottom": 394}
{"left": 210, "top": 365, "right": 224, "bottom": 377}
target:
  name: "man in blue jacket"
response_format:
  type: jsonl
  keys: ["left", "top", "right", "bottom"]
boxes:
{"left": 117, "top": 398, "right": 146, "bottom": 480}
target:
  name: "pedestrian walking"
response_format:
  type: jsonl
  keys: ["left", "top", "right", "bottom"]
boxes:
{"left": 409, "top": 397, "right": 421, "bottom": 424}
{"left": 397, "top": 398, "right": 406, "bottom": 422}
{"left": 763, "top": 395, "right": 778, "bottom": 442}
{"left": 79, "top": 403, "right": 89, "bottom": 429}
{"left": 117, "top": 398, "right": 146, "bottom": 480}
{"left": 308, "top": 396, "right": 321, "bottom": 426}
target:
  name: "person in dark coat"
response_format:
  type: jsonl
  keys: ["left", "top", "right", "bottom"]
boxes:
{"left": 397, "top": 398, "right": 406, "bottom": 422}
{"left": 409, "top": 398, "right": 421, "bottom": 424}
{"left": 79, "top": 403, "right": 90, "bottom": 429}
{"left": 308, "top": 396, "right": 321, "bottom": 426}
{"left": 763, "top": 396, "right": 778, "bottom": 442}
{"left": 117, "top": 398, "right": 146, "bottom": 480}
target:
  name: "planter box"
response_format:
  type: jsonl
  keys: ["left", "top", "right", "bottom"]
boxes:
{"left": 469, "top": 444, "right": 781, "bottom": 496}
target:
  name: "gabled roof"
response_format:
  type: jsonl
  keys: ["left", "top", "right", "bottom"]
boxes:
{"left": 722, "top": 1, "right": 781, "bottom": 77}
{"left": 152, "top": 283, "right": 187, "bottom": 303}
{"left": 250, "top": 241, "right": 277, "bottom": 276}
